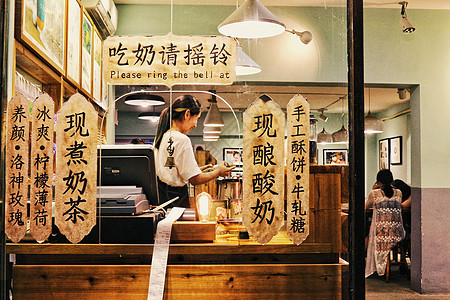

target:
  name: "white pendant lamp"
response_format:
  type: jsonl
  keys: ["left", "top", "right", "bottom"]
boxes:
{"left": 204, "top": 96, "right": 224, "bottom": 127}
{"left": 364, "top": 112, "right": 384, "bottom": 134}
{"left": 203, "top": 126, "right": 222, "bottom": 134}
{"left": 138, "top": 112, "right": 160, "bottom": 123}
{"left": 124, "top": 93, "right": 165, "bottom": 108}
{"left": 204, "top": 132, "right": 220, "bottom": 139}
{"left": 236, "top": 46, "right": 262, "bottom": 76}
{"left": 218, "top": 0, "right": 286, "bottom": 39}
{"left": 364, "top": 89, "right": 384, "bottom": 134}
{"left": 332, "top": 125, "right": 349, "bottom": 144}
{"left": 317, "top": 128, "right": 333, "bottom": 144}
{"left": 332, "top": 98, "right": 348, "bottom": 143}
{"left": 203, "top": 131, "right": 220, "bottom": 142}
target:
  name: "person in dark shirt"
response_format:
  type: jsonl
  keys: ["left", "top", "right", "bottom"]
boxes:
{"left": 392, "top": 179, "right": 411, "bottom": 208}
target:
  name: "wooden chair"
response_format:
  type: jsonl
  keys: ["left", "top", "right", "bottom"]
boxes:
{"left": 385, "top": 240, "right": 410, "bottom": 282}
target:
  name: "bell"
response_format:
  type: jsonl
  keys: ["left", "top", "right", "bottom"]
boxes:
{"left": 164, "top": 156, "right": 176, "bottom": 169}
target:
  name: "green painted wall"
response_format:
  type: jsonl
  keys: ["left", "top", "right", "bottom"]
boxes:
{"left": 116, "top": 5, "right": 450, "bottom": 188}
{"left": 364, "top": 9, "right": 450, "bottom": 188}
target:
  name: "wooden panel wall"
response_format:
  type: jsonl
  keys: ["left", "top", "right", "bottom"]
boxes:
{"left": 13, "top": 264, "right": 344, "bottom": 299}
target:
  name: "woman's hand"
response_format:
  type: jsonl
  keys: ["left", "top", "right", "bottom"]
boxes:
{"left": 372, "top": 181, "right": 382, "bottom": 190}
{"left": 215, "top": 161, "right": 235, "bottom": 177}
{"left": 199, "top": 164, "right": 214, "bottom": 171}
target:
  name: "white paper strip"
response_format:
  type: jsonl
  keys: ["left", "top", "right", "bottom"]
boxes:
{"left": 148, "top": 207, "right": 186, "bottom": 300}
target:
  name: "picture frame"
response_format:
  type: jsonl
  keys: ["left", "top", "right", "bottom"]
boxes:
{"left": 66, "top": 0, "right": 81, "bottom": 86}
{"left": 81, "top": 11, "right": 93, "bottom": 96}
{"left": 19, "top": 0, "right": 67, "bottom": 74}
{"left": 379, "top": 138, "right": 390, "bottom": 170}
{"left": 92, "top": 29, "right": 102, "bottom": 104}
{"left": 223, "top": 148, "right": 243, "bottom": 167}
{"left": 389, "top": 136, "right": 402, "bottom": 165}
{"left": 323, "top": 149, "right": 348, "bottom": 165}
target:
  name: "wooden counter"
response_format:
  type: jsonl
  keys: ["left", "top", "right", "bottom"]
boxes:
{"left": 6, "top": 165, "right": 349, "bottom": 299}
{"left": 7, "top": 232, "right": 347, "bottom": 299}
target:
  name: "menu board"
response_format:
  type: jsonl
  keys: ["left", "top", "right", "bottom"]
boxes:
{"left": 30, "top": 94, "right": 55, "bottom": 243}
{"left": 5, "top": 93, "right": 30, "bottom": 243}
{"left": 103, "top": 34, "right": 236, "bottom": 87}
{"left": 242, "top": 95, "right": 285, "bottom": 244}
{"left": 55, "top": 93, "right": 98, "bottom": 244}
{"left": 286, "top": 95, "right": 310, "bottom": 245}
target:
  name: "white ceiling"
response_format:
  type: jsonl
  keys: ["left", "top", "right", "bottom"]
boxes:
{"left": 114, "top": 0, "right": 450, "bottom": 10}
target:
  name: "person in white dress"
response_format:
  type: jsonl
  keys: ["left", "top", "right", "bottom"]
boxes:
{"left": 365, "top": 169, "right": 405, "bottom": 277}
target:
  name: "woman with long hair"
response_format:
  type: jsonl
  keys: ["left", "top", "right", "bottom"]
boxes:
{"left": 154, "top": 95, "right": 234, "bottom": 208}
{"left": 365, "top": 169, "right": 405, "bottom": 278}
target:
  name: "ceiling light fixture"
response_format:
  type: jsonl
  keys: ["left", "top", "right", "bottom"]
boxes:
{"left": 203, "top": 92, "right": 224, "bottom": 127}
{"left": 400, "top": 1, "right": 415, "bottom": 34}
{"left": 398, "top": 88, "right": 408, "bottom": 100}
{"left": 138, "top": 112, "right": 160, "bottom": 123}
{"left": 203, "top": 132, "right": 220, "bottom": 139}
{"left": 364, "top": 88, "right": 384, "bottom": 134}
{"left": 203, "top": 126, "right": 222, "bottom": 134}
{"left": 123, "top": 92, "right": 165, "bottom": 108}
{"left": 218, "top": 0, "right": 286, "bottom": 39}
{"left": 317, "top": 128, "right": 333, "bottom": 144}
{"left": 286, "top": 29, "right": 313, "bottom": 45}
{"left": 318, "top": 108, "right": 328, "bottom": 122}
{"left": 236, "top": 45, "right": 262, "bottom": 76}
{"left": 332, "top": 97, "right": 348, "bottom": 144}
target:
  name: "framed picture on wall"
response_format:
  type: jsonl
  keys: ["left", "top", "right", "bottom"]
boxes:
{"left": 20, "top": 0, "right": 66, "bottom": 74}
{"left": 81, "top": 11, "right": 93, "bottom": 96}
{"left": 66, "top": 0, "right": 81, "bottom": 86}
{"left": 379, "top": 138, "right": 390, "bottom": 170}
{"left": 323, "top": 149, "right": 348, "bottom": 165}
{"left": 390, "top": 136, "right": 402, "bottom": 165}
{"left": 223, "top": 148, "right": 243, "bottom": 167}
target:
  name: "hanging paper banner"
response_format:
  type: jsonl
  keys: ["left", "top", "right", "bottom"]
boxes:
{"left": 286, "top": 95, "right": 310, "bottom": 245}
{"left": 55, "top": 93, "right": 98, "bottom": 244}
{"left": 242, "top": 95, "right": 285, "bottom": 244}
{"left": 5, "top": 93, "right": 30, "bottom": 243}
{"left": 30, "top": 94, "right": 54, "bottom": 243}
{"left": 103, "top": 33, "right": 236, "bottom": 87}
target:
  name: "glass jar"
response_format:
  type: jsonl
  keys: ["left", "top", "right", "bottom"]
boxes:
{"left": 310, "top": 114, "right": 318, "bottom": 164}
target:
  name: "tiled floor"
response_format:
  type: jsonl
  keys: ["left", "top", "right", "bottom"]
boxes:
{"left": 366, "top": 266, "right": 450, "bottom": 299}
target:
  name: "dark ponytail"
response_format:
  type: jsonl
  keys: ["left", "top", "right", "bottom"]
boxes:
{"left": 376, "top": 169, "right": 394, "bottom": 198}
{"left": 154, "top": 95, "right": 201, "bottom": 149}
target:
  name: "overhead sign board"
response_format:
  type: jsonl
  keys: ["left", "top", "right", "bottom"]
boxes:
{"left": 103, "top": 33, "right": 236, "bottom": 87}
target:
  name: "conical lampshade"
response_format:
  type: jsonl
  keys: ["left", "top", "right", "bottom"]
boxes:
{"left": 332, "top": 125, "right": 349, "bottom": 144}
{"left": 236, "top": 46, "right": 261, "bottom": 76}
{"left": 218, "top": 0, "right": 286, "bottom": 39}
{"left": 317, "top": 128, "right": 333, "bottom": 144}
{"left": 364, "top": 112, "right": 384, "bottom": 134}
{"left": 138, "top": 112, "right": 160, "bottom": 123}
{"left": 204, "top": 101, "right": 224, "bottom": 127}
{"left": 203, "top": 126, "right": 222, "bottom": 134}
{"left": 124, "top": 93, "right": 165, "bottom": 107}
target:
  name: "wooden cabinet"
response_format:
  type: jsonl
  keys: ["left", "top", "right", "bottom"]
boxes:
{"left": 7, "top": 165, "right": 348, "bottom": 299}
